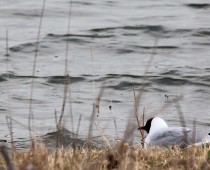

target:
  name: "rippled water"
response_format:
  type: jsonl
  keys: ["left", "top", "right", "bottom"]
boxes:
{"left": 0, "top": 0, "right": 210, "bottom": 148}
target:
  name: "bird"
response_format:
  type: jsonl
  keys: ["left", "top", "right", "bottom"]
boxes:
{"left": 139, "top": 117, "right": 210, "bottom": 148}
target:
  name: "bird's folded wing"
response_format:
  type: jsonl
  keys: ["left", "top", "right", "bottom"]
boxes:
{"left": 148, "top": 127, "right": 192, "bottom": 147}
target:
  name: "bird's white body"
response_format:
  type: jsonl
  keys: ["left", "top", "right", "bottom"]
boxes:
{"left": 143, "top": 117, "right": 210, "bottom": 148}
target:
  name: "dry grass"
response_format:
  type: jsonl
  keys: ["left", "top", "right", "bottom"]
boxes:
{"left": 1, "top": 142, "right": 210, "bottom": 170}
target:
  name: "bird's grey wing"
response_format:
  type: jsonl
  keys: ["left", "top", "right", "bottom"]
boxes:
{"left": 148, "top": 127, "right": 192, "bottom": 148}
{"left": 170, "top": 127, "right": 210, "bottom": 144}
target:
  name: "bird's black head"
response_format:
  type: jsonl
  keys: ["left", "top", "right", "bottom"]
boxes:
{"left": 138, "top": 117, "right": 154, "bottom": 134}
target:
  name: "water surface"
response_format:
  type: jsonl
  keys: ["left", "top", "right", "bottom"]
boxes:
{"left": 0, "top": 0, "right": 210, "bottom": 148}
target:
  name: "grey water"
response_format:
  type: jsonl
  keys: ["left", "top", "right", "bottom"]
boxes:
{"left": 0, "top": 0, "right": 210, "bottom": 148}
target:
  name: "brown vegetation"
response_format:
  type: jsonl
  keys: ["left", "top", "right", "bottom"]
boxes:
{"left": 1, "top": 142, "right": 210, "bottom": 170}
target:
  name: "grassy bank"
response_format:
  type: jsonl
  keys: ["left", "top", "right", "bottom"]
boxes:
{"left": 1, "top": 142, "right": 210, "bottom": 170}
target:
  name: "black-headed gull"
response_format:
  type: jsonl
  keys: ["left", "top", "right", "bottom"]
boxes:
{"left": 139, "top": 117, "right": 210, "bottom": 148}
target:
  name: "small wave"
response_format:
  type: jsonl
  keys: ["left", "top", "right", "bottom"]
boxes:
{"left": 107, "top": 74, "right": 143, "bottom": 79}
{"left": 41, "top": 128, "right": 83, "bottom": 148}
{"left": 41, "top": 128, "right": 101, "bottom": 149}
{"left": 47, "top": 76, "right": 86, "bottom": 84}
{"left": 94, "top": 74, "right": 210, "bottom": 88}
{"left": 202, "top": 76, "right": 210, "bottom": 83}
{"left": 13, "top": 12, "right": 41, "bottom": 17}
{"left": 152, "top": 88, "right": 168, "bottom": 92}
{"left": 116, "top": 49, "right": 135, "bottom": 54}
{"left": 95, "top": 74, "right": 144, "bottom": 82}
{"left": 119, "top": 74, "right": 144, "bottom": 79}
{"left": 12, "top": 96, "right": 44, "bottom": 104}
{"left": 47, "top": 33, "right": 113, "bottom": 39}
{"left": 0, "top": 73, "right": 41, "bottom": 79}
{"left": 107, "top": 81, "right": 150, "bottom": 91}
{"left": 46, "top": 34, "right": 92, "bottom": 44}
{"left": 90, "top": 25, "right": 166, "bottom": 33}
{"left": 94, "top": 74, "right": 121, "bottom": 82}
{"left": 0, "top": 108, "right": 7, "bottom": 111}
{"left": 63, "top": 37, "right": 92, "bottom": 44}
{"left": 10, "top": 42, "right": 37, "bottom": 53}
{"left": 160, "top": 70, "right": 181, "bottom": 76}
{"left": 152, "top": 77, "right": 190, "bottom": 86}
{"left": 153, "top": 76, "right": 210, "bottom": 87}
{"left": 192, "top": 30, "right": 210, "bottom": 37}
{"left": 72, "top": 1, "right": 93, "bottom": 6}
{"left": 138, "top": 45, "right": 178, "bottom": 49}
{"left": 110, "top": 100, "right": 121, "bottom": 103}
{"left": 186, "top": 3, "right": 210, "bottom": 9}
{"left": 174, "top": 29, "right": 192, "bottom": 33}
{"left": 193, "top": 42, "right": 210, "bottom": 46}
{"left": 123, "top": 25, "right": 165, "bottom": 32}
{"left": 90, "top": 27, "right": 116, "bottom": 32}
{"left": 195, "top": 89, "right": 208, "bottom": 93}
{"left": 0, "top": 76, "right": 7, "bottom": 82}
{"left": 1, "top": 72, "right": 19, "bottom": 79}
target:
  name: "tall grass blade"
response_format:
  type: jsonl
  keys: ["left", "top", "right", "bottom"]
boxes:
{"left": 28, "top": 0, "right": 47, "bottom": 140}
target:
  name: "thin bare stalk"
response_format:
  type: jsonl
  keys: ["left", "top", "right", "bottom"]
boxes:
{"left": 93, "top": 121, "right": 112, "bottom": 149}
{"left": 76, "top": 115, "right": 82, "bottom": 139}
{"left": 5, "top": 34, "right": 15, "bottom": 153}
{"left": 87, "top": 86, "right": 105, "bottom": 147}
{"left": 54, "top": 109, "right": 58, "bottom": 125}
{"left": 118, "top": 122, "right": 136, "bottom": 153}
{"left": 0, "top": 145, "right": 15, "bottom": 170}
{"left": 71, "top": 112, "right": 81, "bottom": 151}
{"left": 75, "top": 115, "right": 82, "bottom": 143}
{"left": 97, "top": 97, "right": 100, "bottom": 116}
{"left": 132, "top": 85, "right": 144, "bottom": 140}
{"left": 6, "top": 116, "right": 30, "bottom": 130}
{"left": 110, "top": 102, "right": 118, "bottom": 140}
{"left": 57, "top": 75, "right": 69, "bottom": 128}
{"left": 66, "top": 0, "right": 74, "bottom": 141}
{"left": 192, "top": 118, "right": 197, "bottom": 144}
{"left": 147, "top": 96, "right": 183, "bottom": 117}
{"left": 5, "top": 30, "right": 9, "bottom": 56}
{"left": 142, "top": 106, "right": 145, "bottom": 141}
{"left": 54, "top": 74, "right": 69, "bottom": 169}
{"left": 136, "top": 38, "right": 159, "bottom": 106}
{"left": 5, "top": 117, "right": 15, "bottom": 152}
{"left": 175, "top": 102, "right": 186, "bottom": 127}
{"left": 134, "top": 39, "right": 158, "bottom": 144}
{"left": 68, "top": 85, "right": 74, "bottom": 134}
{"left": 64, "top": 0, "right": 73, "bottom": 74}
{"left": 53, "top": 109, "right": 59, "bottom": 168}
{"left": 175, "top": 101, "right": 188, "bottom": 146}
{"left": 55, "top": 1, "right": 73, "bottom": 166}
{"left": 87, "top": 104, "right": 95, "bottom": 146}
{"left": 28, "top": 0, "right": 46, "bottom": 140}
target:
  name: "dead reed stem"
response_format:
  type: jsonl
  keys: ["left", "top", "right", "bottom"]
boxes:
{"left": 175, "top": 101, "right": 189, "bottom": 146}
{"left": 87, "top": 86, "right": 105, "bottom": 146}
{"left": 5, "top": 31, "right": 15, "bottom": 153}
{"left": 0, "top": 145, "right": 15, "bottom": 170}
{"left": 29, "top": 0, "right": 46, "bottom": 140}
{"left": 64, "top": 0, "right": 73, "bottom": 75}
{"left": 58, "top": 75, "right": 69, "bottom": 128}
{"left": 93, "top": 121, "right": 112, "bottom": 149}
{"left": 54, "top": 74, "right": 69, "bottom": 168}
{"left": 147, "top": 96, "right": 183, "bottom": 118}
{"left": 132, "top": 85, "right": 144, "bottom": 140}
{"left": 5, "top": 30, "right": 9, "bottom": 57}
{"left": 133, "top": 39, "right": 158, "bottom": 147}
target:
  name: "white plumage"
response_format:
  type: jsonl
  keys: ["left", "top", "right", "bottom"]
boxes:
{"left": 140, "top": 117, "right": 210, "bottom": 148}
